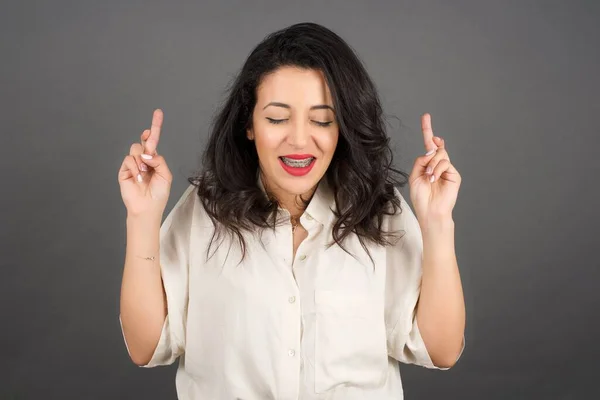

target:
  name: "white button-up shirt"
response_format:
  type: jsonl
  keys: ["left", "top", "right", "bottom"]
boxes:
{"left": 120, "top": 177, "right": 465, "bottom": 399}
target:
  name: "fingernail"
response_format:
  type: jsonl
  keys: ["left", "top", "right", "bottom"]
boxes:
{"left": 429, "top": 174, "right": 435, "bottom": 183}
{"left": 140, "top": 163, "right": 148, "bottom": 172}
{"left": 426, "top": 166, "right": 433, "bottom": 175}
{"left": 141, "top": 154, "right": 153, "bottom": 160}
{"left": 425, "top": 148, "right": 437, "bottom": 156}
{"left": 137, "top": 174, "right": 143, "bottom": 183}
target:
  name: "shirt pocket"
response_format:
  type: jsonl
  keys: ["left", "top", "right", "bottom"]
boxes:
{"left": 313, "top": 289, "right": 388, "bottom": 393}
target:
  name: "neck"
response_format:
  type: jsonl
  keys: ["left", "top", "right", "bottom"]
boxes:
{"left": 260, "top": 173, "right": 316, "bottom": 218}
{"left": 279, "top": 193, "right": 313, "bottom": 219}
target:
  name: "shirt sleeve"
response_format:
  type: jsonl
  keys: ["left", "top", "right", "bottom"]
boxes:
{"left": 119, "top": 184, "right": 197, "bottom": 368}
{"left": 384, "top": 188, "right": 465, "bottom": 370}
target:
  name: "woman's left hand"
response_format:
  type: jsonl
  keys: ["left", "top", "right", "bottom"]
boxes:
{"left": 409, "top": 113, "right": 462, "bottom": 227}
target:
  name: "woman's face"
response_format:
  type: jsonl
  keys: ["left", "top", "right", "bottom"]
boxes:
{"left": 247, "top": 66, "right": 339, "bottom": 199}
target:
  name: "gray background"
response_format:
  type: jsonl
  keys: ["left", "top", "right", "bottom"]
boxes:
{"left": 1, "top": 0, "right": 598, "bottom": 399}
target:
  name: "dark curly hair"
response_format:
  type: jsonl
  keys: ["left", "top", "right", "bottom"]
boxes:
{"left": 188, "top": 22, "right": 410, "bottom": 262}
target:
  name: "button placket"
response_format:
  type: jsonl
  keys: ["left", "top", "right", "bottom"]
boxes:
{"left": 292, "top": 235, "right": 309, "bottom": 267}
{"left": 281, "top": 276, "right": 301, "bottom": 395}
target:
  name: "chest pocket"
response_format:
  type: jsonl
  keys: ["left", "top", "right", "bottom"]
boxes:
{"left": 313, "top": 289, "right": 388, "bottom": 393}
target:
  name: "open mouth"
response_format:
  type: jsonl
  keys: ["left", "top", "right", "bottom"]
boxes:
{"left": 278, "top": 156, "right": 317, "bottom": 176}
{"left": 279, "top": 156, "right": 316, "bottom": 168}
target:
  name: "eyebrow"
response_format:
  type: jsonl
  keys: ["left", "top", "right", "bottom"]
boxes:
{"left": 262, "top": 102, "right": 335, "bottom": 113}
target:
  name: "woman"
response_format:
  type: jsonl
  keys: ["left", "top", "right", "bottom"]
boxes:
{"left": 118, "top": 22, "right": 465, "bottom": 400}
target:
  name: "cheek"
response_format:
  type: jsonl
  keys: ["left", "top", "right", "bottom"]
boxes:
{"left": 317, "top": 131, "right": 339, "bottom": 158}
{"left": 254, "top": 128, "right": 284, "bottom": 157}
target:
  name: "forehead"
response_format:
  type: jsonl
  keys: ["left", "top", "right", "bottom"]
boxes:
{"left": 256, "top": 66, "right": 333, "bottom": 106}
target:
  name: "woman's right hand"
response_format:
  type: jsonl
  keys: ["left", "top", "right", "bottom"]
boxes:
{"left": 118, "top": 109, "right": 173, "bottom": 218}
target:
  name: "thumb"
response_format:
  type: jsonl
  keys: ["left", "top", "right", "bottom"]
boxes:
{"left": 409, "top": 150, "right": 437, "bottom": 182}
{"left": 140, "top": 153, "right": 172, "bottom": 182}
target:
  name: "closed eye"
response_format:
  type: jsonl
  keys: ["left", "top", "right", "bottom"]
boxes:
{"left": 266, "top": 118, "right": 287, "bottom": 125}
{"left": 266, "top": 118, "right": 333, "bottom": 127}
{"left": 313, "top": 121, "right": 333, "bottom": 127}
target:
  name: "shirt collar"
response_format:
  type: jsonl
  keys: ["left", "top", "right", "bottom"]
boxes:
{"left": 256, "top": 171, "right": 336, "bottom": 226}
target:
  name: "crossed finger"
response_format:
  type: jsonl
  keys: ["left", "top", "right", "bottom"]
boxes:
{"left": 143, "top": 109, "right": 163, "bottom": 156}
{"left": 418, "top": 113, "right": 453, "bottom": 182}
{"left": 425, "top": 140, "right": 450, "bottom": 173}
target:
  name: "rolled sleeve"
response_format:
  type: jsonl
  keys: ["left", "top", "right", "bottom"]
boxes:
{"left": 389, "top": 312, "right": 465, "bottom": 370}
{"left": 385, "top": 189, "right": 465, "bottom": 370}
{"left": 119, "top": 184, "right": 197, "bottom": 367}
{"left": 119, "top": 314, "right": 182, "bottom": 367}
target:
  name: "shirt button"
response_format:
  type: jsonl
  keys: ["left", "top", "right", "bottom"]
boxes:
{"left": 298, "top": 255, "right": 307, "bottom": 261}
{"left": 288, "top": 296, "right": 296, "bottom": 304}
{"left": 288, "top": 349, "right": 295, "bottom": 357}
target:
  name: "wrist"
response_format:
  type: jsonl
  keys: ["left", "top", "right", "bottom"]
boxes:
{"left": 126, "top": 213, "right": 163, "bottom": 230}
{"left": 420, "top": 215, "right": 455, "bottom": 237}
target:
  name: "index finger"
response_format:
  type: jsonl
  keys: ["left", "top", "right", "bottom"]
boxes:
{"left": 421, "top": 113, "right": 437, "bottom": 152}
{"left": 144, "top": 108, "right": 163, "bottom": 155}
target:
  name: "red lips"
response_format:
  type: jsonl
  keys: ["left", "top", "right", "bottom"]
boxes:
{"left": 279, "top": 155, "right": 317, "bottom": 176}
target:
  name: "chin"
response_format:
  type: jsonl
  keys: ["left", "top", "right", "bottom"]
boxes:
{"left": 262, "top": 157, "right": 328, "bottom": 196}
{"left": 278, "top": 175, "right": 320, "bottom": 196}
{"left": 274, "top": 165, "right": 326, "bottom": 194}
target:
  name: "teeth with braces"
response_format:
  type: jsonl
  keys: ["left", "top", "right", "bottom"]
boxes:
{"left": 280, "top": 157, "right": 315, "bottom": 168}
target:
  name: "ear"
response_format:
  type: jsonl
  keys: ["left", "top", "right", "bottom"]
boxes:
{"left": 246, "top": 128, "right": 254, "bottom": 141}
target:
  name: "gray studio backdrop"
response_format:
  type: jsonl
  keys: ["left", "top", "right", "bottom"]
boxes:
{"left": 2, "top": 0, "right": 598, "bottom": 399}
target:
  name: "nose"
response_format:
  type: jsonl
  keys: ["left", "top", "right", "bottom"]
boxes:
{"left": 287, "top": 120, "right": 310, "bottom": 149}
